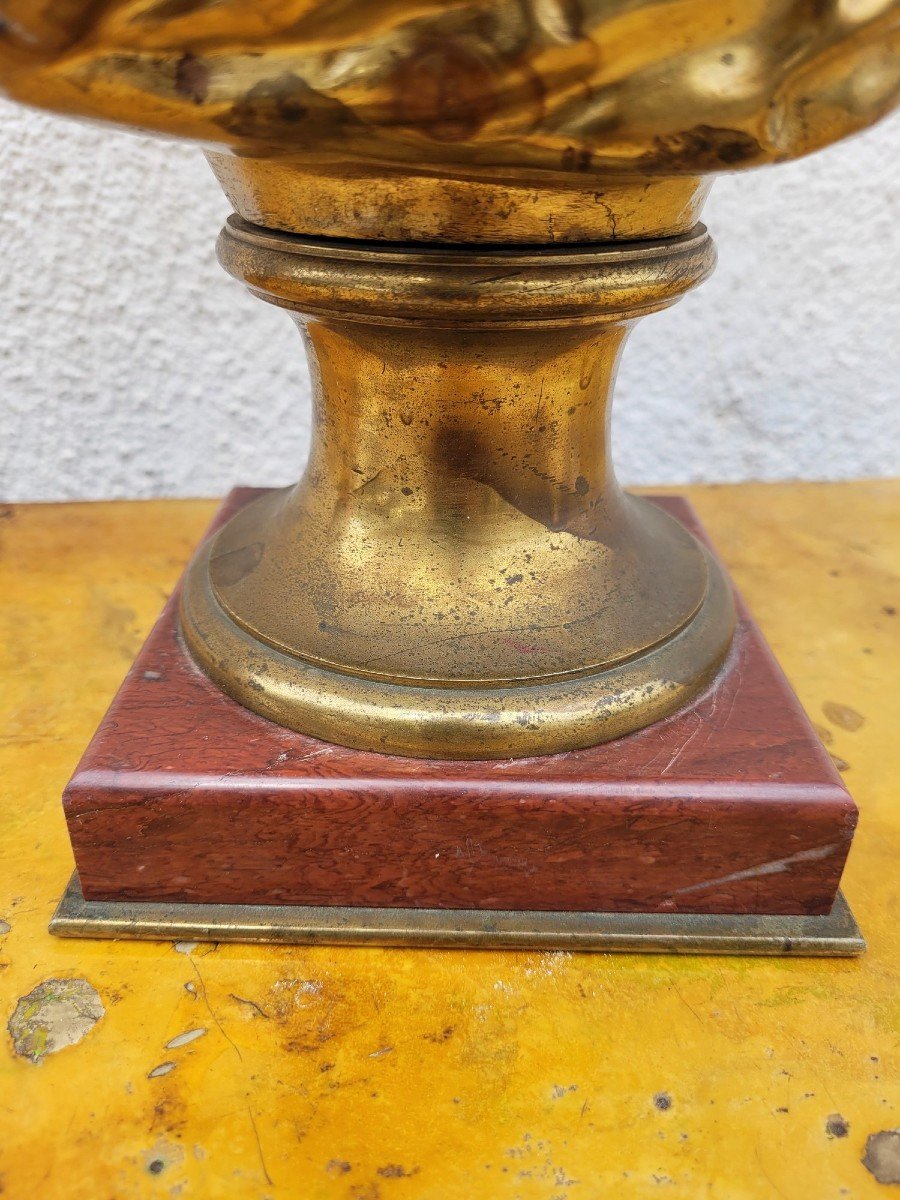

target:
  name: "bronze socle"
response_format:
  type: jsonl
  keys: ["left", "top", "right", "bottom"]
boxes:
{"left": 179, "top": 219, "right": 734, "bottom": 757}
{"left": 0, "top": 1, "right": 896, "bottom": 756}
{"left": 51, "top": 874, "right": 866, "bottom": 957}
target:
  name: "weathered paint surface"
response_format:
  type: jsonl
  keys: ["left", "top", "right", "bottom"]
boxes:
{"left": 864, "top": 1131, "right": 900, "bottom": 1186}
{"left": 0, "top": 483, "right": 898, "bottom": 1198}
{"left": 8, "top": 977, "right": 105, "bottom": 1063}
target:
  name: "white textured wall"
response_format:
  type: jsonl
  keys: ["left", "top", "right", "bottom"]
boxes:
{"left": 0, "top": 101, "right": 897, "bottom": 501}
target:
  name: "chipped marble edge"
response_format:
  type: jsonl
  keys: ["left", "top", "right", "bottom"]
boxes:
{"left": 49, "top": 874, "right": 865, "bottom": 957}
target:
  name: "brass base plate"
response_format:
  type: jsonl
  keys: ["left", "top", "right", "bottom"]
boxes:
{"left": 50, "top": 874, "right": 864, "bottom": 956}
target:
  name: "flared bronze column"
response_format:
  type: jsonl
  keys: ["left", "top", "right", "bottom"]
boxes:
{"left": 180, "top": 218, "right": 735, "bottom": 758}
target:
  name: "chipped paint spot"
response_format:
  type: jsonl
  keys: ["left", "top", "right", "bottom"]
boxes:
{"left": 823, "top": 701, "right": 865, "bottom": 731}
{"left": 349, "top": 1184, "right": 379, "bottom": 1200}
{"left": 377, "top": 1163, "right": 420, "bottom": 1178}
{"left": 174, "top": 941, "right": 198, "bottom": 954}
{"left": 272, "top": 977, "right": 323, "bottom": 1002}
{"left": 502, "top": 1133, "right": 579, "bottom": 1187}
{"left": 326, "top": 1159, "right": 351, "bottom": 1177}
{"left": 148, "top": 1061, "right": 177, "bottom": 1078}
{"left": 0, "top": 918, "right": 9, "bottom": 935}
{"left": 825, "top": 1113, "right": 850, "bottom": 1138}
{"left": 863, "top": 1130, "right": 900, "bottom": 1184}
{"left": 142, "top": 1139, "right": 185, "bottom": 1177}
{"left": 8, "top": 978, "right": 104, "bottom": 1063}
{"left": 166, "top": 1027, "right": 207, "bottom": 1049}
{"left": 654, "top": 1092, "right": 673, "bottom": 1111}
{"left": 422, "top": 1025, "right": 453, "bottom": 1043}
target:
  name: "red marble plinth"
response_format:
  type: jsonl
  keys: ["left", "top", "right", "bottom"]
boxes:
{"left": 62, "top": 491, "right": 857, "bottom": 916}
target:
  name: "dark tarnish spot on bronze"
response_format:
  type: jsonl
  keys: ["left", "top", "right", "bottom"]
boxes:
{"left": 219, "top": 73, "right": 362, "bottom": 141}
{"left": 211, "top": 541, "right": 264, "bottom": 586}
{"left": 562, "top": 145, "right": 592, "bottom": 171}
{"left": 862, "top": 1130, "right": 900, "bottom": 1184}
{"left": 389, "top": 40, "right": 499, "bottom": 142}
{"left": 137, "top": 0, "right": 220, "bottom": 21}
{"left": 434, "top": 425, "right": 611, "bottom": 544}
{"left": 823, "top": 701, "right": 865, "bottom": 732}
{"left": 175, "top": 52, "right": 209, "bottom": 105}
{"left": 825, "top": 1113, "right": 850, "bottom": 1139}
{"left": 640, "top": 125, "right": 761, "bottom": 170}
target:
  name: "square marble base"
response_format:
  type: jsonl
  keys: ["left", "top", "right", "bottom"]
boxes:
{"left": 57, "top": 491, "right": 858, "bottom": 925}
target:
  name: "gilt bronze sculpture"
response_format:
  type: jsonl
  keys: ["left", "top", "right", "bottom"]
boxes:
{"left": 2, "top": 1, "right": 896, "bottom": 948}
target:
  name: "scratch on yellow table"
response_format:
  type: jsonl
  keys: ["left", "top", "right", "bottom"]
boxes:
{"left": 0, "top": 482, "right": 898, "bottom": 1199}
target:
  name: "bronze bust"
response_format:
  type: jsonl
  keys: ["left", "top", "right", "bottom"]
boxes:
{"left": 1, "top": 1, "right": 896, "bottom": 757}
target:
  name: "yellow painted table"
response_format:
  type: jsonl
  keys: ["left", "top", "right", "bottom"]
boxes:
{"left": 1, "top": 481, "right": 898, "bottom": 1199}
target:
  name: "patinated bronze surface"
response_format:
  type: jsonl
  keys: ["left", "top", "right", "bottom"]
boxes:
{"left": 0, "top": 1, "right": 897, "bottom": 241}
{"left": 0, "top": 1, "right": 895, "bottom": 756}
{"left": 52, "top": 875, "right": 866, "bottom": 956}
{"left": 179, "top": 221, "right": 735, "bottom": 756}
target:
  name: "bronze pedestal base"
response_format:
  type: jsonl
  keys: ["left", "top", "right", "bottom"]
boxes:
{"left": 181, "top": 220, "right": 735, "bottom": 758}
{"left": 51, "top": 491, "right": 861, "bottom": 954}
{"left": 51, "top": 875, "right": 863, "bottom": 957}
